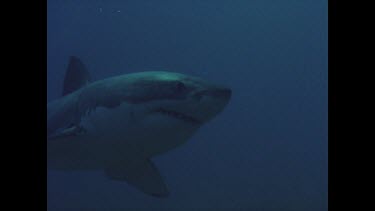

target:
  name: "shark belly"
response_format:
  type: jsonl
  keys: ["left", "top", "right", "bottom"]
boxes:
{"left": 48, "top": 102, "right": 198, "bottom": 171}
{"left": 47, "top": 134, "right": 105, "bottom": 170}
{"left": 83, "top": 102, "right": 198, "bottom": 157}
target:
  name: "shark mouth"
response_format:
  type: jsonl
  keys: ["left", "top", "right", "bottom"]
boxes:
{"left": 153, "top": 108, "right": 201, "bottom": 124}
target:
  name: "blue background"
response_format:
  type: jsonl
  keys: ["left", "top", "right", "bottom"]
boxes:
{"left": 47, "top": 0, "right": 327, "bottom": 210}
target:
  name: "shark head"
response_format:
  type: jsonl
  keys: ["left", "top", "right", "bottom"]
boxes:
{"left": 123, "top": 71, "right": 231, "bottom": 128}
{"left": 88, "top": 71, "right": 232, "bottom": 155}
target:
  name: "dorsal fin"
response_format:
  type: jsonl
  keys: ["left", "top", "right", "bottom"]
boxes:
{"left": 62, "top": 56, "right": 91, "bottom": 96}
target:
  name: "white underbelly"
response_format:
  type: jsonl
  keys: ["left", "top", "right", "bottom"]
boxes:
{"left": 84, "top": 104, "right": 197, "bottom": 156}
{"left": 48, "top": 103, "right": 198, "bottom": 171}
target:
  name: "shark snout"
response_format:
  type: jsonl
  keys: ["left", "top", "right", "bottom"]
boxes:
{"left": 192, "top": 87, "right": 232, "bottom": 102}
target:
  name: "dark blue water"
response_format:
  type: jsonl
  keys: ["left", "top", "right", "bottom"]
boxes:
{"left": 47, "top": 0, "right": 327, "bottom": 210}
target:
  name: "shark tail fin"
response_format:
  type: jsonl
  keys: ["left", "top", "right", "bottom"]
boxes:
{"left": 62, "top": 56, "right": 91, "bottom": 96}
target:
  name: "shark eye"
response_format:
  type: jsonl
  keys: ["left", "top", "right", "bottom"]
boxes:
{"left": 175, "top": 82, "right": 186, "bottom": 92}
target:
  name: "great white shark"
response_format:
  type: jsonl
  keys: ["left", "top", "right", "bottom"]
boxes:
{"left": 47, "top": 56, "right": 231, "bottom": 197}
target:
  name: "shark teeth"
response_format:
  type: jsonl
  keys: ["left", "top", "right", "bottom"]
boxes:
{"left": 154, "top": 108, "right": 201, "bottom": 124}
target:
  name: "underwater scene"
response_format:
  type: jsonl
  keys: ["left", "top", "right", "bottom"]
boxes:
{"left": 47, "top": 0, "right": 327, "bottom": 210}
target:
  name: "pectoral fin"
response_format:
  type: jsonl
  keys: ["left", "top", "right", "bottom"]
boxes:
{"left": 105, "top": 158, "right": 169, "bottom": 197}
